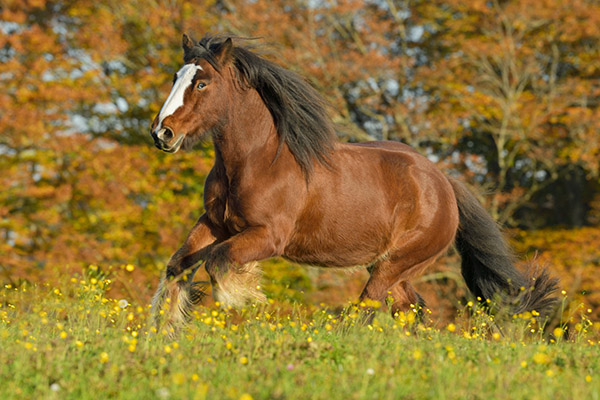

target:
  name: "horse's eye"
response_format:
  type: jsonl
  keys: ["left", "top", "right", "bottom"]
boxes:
{"left": 196, "top": 82, "right": 206, "bottom": 90}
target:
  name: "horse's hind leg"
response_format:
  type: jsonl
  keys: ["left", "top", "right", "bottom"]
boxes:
{"left": 388, "top": 281, "right": 426, "bottom": 317}
{"left": 360, "top": 257, "right": 431, "bottom": 316}
{"left": 360, "top": 230, "right": 451, "bottom": 318}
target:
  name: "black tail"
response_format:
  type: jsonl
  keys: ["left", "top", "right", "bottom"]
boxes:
{"left": 450, "top": 179, "right": 558, "bottom": 316}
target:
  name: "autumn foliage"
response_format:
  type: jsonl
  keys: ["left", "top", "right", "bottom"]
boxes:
{"left": 1, "top": 0, "right": 599, "bottom": 320}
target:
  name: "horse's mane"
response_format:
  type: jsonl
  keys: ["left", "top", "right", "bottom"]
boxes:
{"left": 186, "top": 34, "right": 336, "bottom": 176}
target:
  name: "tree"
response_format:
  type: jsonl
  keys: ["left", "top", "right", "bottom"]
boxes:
{"left": 0, "top": 0, "right": 216, "bottom": 283}
{"left": 413, "top": 0, "right": 600, "bottom": 226}
{"left": 2, "top": 0, "right": 599, "bottom": 314}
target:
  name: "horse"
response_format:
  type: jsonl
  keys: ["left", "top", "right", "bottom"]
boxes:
{"left": 149, "top": 33, "right": 557, "bottom": 332}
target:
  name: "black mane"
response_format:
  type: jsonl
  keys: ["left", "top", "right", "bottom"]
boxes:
{"left": 186, "top": 34, "right": 336, "bottom": 176}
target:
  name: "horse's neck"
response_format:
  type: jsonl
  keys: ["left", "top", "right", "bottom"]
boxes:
{"left": 212, "top": 90, "right": 279, "bottom": 179}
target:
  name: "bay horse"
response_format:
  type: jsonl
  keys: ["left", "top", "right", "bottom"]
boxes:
{"left": 149, "top": 34, "right": 557, "bottom": 331}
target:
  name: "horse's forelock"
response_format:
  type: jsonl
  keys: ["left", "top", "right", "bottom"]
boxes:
{"left": 184, "top": 46, "right": 221, "bottom": 71}
{"left": 183, "top": 35, "right": 237, "bottom": 71}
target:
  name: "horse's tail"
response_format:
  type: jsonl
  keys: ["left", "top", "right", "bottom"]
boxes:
{"left": 449, "top": 178, "right": 558, "bottom": 316}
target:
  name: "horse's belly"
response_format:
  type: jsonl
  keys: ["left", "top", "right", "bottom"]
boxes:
{"left": 283, "top": 225, "right": 391, "bottom": 268}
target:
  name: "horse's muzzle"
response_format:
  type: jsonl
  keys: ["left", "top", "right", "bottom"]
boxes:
{"left": 151, "top": 127, "right": 183, "bottom": 153}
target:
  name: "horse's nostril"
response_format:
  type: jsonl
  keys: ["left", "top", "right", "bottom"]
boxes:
{"left": 156, "top": 127, "right": 175, "bottom": 143}
{"left": 162, "top": 128, "right": 174, "bottom": 141}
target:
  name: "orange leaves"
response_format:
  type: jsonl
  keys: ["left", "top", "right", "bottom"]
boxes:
{"left": 412, "top": 0, "right": 600, "bottom": 223}
{"left": 0, "top": 2, "right": 28, "bottom": 24}
{"left": 1, "top": 135, "right": 214, "bottom": 281}
{"left": 513, "top": 227, "right": 600, "bottom": 320}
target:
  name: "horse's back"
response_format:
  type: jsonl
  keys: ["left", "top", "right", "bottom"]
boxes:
{"left": 344, "top": 140, "right": 419, "bottom": 153}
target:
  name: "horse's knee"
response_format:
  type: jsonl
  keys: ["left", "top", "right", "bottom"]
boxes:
{"left": 166, "top": 267, "right": 178, "bottom": 280}
{"left": 166, "top": 253, "right": 185, "bottom": 279}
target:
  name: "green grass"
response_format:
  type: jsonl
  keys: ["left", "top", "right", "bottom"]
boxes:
{"left": 1, "top": 272, "right": 599, "bottom": 400}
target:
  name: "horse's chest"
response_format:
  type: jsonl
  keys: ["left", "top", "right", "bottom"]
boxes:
{"left": 222, "top": 196, "right": 248, "bottom": 234}
{"left": 204, "top": 174, "right": 250, "bottom": 234}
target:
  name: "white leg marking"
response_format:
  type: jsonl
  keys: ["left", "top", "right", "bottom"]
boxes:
{"left": 151, "top": 277, "right": 193, "bottom": 336}
{"left": 212, "top": 262, "right": 267, "bottom": 308}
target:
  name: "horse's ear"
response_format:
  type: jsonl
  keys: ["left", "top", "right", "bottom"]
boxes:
{"left": 182, "top": 33, "right": 195, "bottom": 55}
{"left": 213, "top": 37, "right": 233, "bottom": 65}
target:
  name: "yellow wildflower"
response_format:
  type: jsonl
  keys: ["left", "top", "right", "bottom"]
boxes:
{"left": 172, "top": 373, "right": 185, "bottom": 385}
{"left": 532, "top": 353, "right": 551, "bottom": 365}
{"left": 553, "top": 327, "right": 564, "bottom": 339}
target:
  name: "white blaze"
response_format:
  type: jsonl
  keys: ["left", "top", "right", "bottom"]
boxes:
{"left": 156, "top": 64, "right": 203, "bottom": 131}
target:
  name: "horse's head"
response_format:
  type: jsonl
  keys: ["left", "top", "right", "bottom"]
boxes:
{"left": 150, "top": 34, "right": 233, "bottom": 153}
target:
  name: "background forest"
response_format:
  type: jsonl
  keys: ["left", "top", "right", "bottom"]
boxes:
{"left": 1, "top": 0, "right": 599, "bottom": 321}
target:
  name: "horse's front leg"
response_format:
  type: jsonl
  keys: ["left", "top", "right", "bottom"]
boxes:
{"left": 204, "top": 226, "right": 283, "bottom": 308}
{"left": 151, "top": 213, "right": 222, "bottom": 334}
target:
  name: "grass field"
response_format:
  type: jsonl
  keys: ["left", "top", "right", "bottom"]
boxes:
{"left": 2, "top": 268, "right": 599, "bottom": 400}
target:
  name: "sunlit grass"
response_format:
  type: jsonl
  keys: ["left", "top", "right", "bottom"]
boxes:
{"left": 1, "top": 267, "right": 599, "bottom": 399}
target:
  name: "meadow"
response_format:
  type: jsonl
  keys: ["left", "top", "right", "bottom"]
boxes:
{"left": 1, "top": 266, "right": 599, "bottom": 400}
